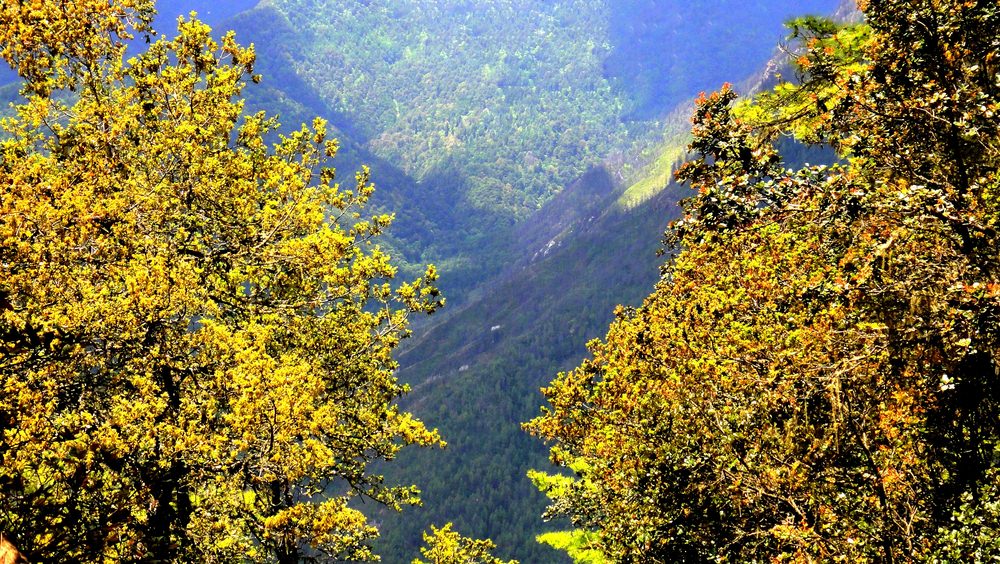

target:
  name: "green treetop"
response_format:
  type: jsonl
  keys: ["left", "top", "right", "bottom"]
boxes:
{"left": 413, "top": 523, "right": 518, "bottom": 564}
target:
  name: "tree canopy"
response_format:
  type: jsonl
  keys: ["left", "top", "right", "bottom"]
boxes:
{"left": 0, "top": 1, "right": 444, "bottom": 561}
{"left": 528, "top": 0, "right": 1000, "bottom": 561}
{"left": 413, "top": 523, "right": 518, "bottom": 564}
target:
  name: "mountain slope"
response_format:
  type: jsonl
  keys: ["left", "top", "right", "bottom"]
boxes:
{"left": 215, "top": 0, "right": 839, "bottom": 306}
{"left": 377, "top": 167, "right": 688, "bottom": 561}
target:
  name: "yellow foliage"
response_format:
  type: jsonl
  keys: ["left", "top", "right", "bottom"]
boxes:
{"left": 413, "top": 523, "right": 518, "bottom": 564}
{"left": 0, "top": 2, "right": 442, "bottom": 561}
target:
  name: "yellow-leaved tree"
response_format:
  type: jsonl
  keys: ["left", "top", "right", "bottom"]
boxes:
{"left": 0, "top": 1, "right": 445, "bottom": 561}
{"left": 413, "top": 524, "right": 518, "bottom": 564}
{"left": 528, "top": 1, "right": 1000, "bottom": 561}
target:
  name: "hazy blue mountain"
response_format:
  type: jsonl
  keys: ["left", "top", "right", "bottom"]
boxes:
{"left": 153, "top": 0, "right": 259, "bottom": 28}
{"left": 0, "top": 1, "right": 257, "bottom": 86}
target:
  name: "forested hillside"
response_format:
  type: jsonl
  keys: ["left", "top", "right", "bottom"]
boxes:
{"left": 226, "top": 0, "right": 835, "bottom": 300}
{"left": 375, "top": 170, "right": 688, "bottom": 561}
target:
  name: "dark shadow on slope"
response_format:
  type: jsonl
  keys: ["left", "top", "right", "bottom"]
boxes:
{"left": 515, "top": 166, "right": 619, "bottom": 267}
{"left": 227, "top": 5, "right": 525, "bottom": 300}
{"left": 376, "top": 175, "right": 687, "bottom": 562}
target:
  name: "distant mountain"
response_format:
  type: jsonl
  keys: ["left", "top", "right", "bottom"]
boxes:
{"left": 152, "top": 0, "right": 259, "bottom": 29}
{"left": 220, "top": 0, "right": 838, "bottom": 304}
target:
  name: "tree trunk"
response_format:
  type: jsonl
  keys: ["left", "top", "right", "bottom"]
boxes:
{"left": 0, "top": 534, "right": 29, "bottom": 564}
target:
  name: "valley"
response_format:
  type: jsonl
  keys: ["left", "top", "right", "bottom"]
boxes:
{"left": 200, "top": 1, "right": 840, "bottom": 559}
{"left": 186, "top": 1, "right": 842, "bottom": 560}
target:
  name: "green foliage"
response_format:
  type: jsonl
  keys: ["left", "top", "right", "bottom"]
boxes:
{"left": 222, "top": 0, "right": 836, "bottom": 306}
{"left": 0, "top": 3, "right": 445, "bottom": 561}
{"left": 933, "top": 467, "right": 1000, "bottom": 563}
{"left": 531, "top": 470, "right": 607, "bottom": 564}
{"left": 616, "top": 143, "right": 686, "bottom": 210}
{"left": 529, "top": 1, "right": 1000, "bottom": 561}
{"left": 414, "top": 523, "right": 518, "bottom": 564}
{"left": 536, "top": 531, "right": 606, "bottom": 564}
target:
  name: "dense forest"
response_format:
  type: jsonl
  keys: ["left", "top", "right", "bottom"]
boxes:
{"left": 224, "top": 0, "right": 833, "bottom": 298}
{"left": 5, "top": 0, "right": 1000, "bottom": 563}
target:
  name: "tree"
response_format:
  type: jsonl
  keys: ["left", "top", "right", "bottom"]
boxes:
{"left": 527, "top": 0, "right": 1000, "bottom": 561}
{"left": 528, "top": 469, "right": 607, "bottom": 564}
{"left": 0, "top": 1, "right": 443, "bottom": 561}
{"left": 413, "top": 523, "right": 518, "bottom": 564}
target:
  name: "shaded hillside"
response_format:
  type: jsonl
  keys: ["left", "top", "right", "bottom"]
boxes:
{"left": 606, "top": 0, "right": 832, "bottom": 120}
{"left": 376, "top": 170, "right": 688, "bottom": 562}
